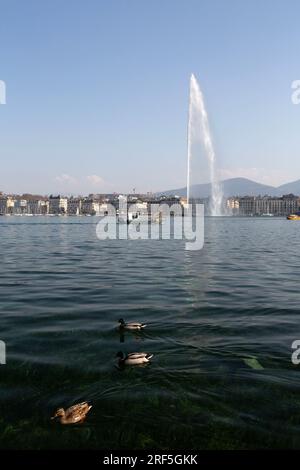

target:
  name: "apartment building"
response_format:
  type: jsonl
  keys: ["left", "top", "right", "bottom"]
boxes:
{"left": 0, "top": 196, "right": 15, "bottom": 215}
{"left": 27, "top": 199, "right": 49, "bottom": 215}
{"left": 238, "top": 194, "right": 300, "bottom": 216}
{"left": 49, "top": 196, "right": 68, "bottom": 215}
{"left": 81, "top": 198, "right": 101, "bottom": 215}
{"left": 67, "top": 197, "right": 82, "bottom": 215}
{"left": 14, "top": 199, "right": 28, "bottom": 215}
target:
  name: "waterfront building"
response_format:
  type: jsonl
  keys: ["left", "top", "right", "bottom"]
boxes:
{"left": 238, "top": 194, "right": 300, "bottom": 216}
{"left": 276, "top": 194, "right": 299, "bottom": 215}
{"left": 67, "top": 197, "right": 82, "bottom": 215}
{"left": 180, "top": 197, "right": 188, "bottom": 206}
{"left": 0, "top": 196, "right": 15, "bottom": 215}
{"left": 49, "top": 195, "right": 68, "bottom": 215}
{"left": 136, "top": 201, "right": 148, "bottom": 214}
{"left": 81, "top": 198, "right": 101, "bottom": 215}
{"left": 14, "top": 199, "right": 28, "bottom": 215}
{"left": 238, "top": 196, "right": 256, "bottom": 216}
{"left": 227, "top": 198, "right": 240, "bottom": 214}
{"left": 157, "top": 195, "right": 181, "bottom": 206}
{"left": 99, "top": 203, "right": 112, "bottom": 215}
{"left": 128, "top": 201, "right": 148, "bottom": 218}
{"left": 27, "top": 199, "right": 49, "bottom": 215}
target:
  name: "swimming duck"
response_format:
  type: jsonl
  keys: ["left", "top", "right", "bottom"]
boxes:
{"left": 118, "top": 318, "right": 147, "bottom": 330}
{"left": 116, "top": 351, "right": 153, "bottom": 366}
{"left": 51, "top": 402, "right": 92, "bottom": 424}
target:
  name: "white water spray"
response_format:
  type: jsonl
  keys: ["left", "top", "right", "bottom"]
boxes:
{"left": 187, "top": 74, "right": 223, "bottom": 216}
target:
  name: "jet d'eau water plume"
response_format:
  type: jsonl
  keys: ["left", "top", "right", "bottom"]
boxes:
{"left": 187, "top": 74, "right": 223, "bottom": 216}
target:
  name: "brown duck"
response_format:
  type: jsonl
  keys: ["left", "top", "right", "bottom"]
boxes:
{"left": 51, "top": 402, "right": 92, "bottom": 424}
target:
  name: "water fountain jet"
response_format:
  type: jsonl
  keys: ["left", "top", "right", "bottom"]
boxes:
{"left": 187, "top": 74, "right": 223, "bottom": 216}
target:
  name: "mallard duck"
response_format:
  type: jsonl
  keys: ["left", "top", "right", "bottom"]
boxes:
{"left": 51, "top": 402, "right": 92, "bottom": 424}
{"left": 118, "top": 318, "right": 147, "bottom": 330}
{"left": 116, "top": 351, "right": 153, "bottom": 366}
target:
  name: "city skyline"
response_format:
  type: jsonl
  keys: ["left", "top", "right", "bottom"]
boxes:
{"left": 1, "top": 191, "right": 299, "bottom": 218}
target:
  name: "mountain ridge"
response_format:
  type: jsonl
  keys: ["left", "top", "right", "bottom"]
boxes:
{"left": 158, "top": 177, "right": 300, "bottom": 198}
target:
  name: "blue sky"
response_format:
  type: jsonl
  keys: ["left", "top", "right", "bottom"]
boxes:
{"left": 0, "top": 0, "right": 300, "bottom": 194}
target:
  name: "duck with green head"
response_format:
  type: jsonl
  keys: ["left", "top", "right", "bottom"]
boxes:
{"left": 118, "top": 318, "right": 147, "bottom": 330}
{"left": 116, "top": 351, "right": 153, "bottom": 366}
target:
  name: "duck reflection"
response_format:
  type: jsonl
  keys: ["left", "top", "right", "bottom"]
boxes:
{"left": 117, "top": 318, "right": 147, "bottom": 343}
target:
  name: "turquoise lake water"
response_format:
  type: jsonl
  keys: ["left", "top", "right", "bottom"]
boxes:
{"left": 0, "top": 216, "right": 300, "bottom": 449}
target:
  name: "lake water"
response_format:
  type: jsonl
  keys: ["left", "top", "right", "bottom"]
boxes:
{"left": 0, "top": 216, "right": 300, "bottom": 449}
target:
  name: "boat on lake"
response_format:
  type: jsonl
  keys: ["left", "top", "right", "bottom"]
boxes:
{"left": 287, "top": 212, "right": 300, "bottom": 220}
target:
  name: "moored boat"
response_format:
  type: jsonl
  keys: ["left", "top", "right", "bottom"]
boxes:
{"left": 287, "top": 212, "right": 300, "bottom": 220}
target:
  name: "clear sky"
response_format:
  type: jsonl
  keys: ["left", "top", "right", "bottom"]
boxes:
{"left": 0, "top": 0, "right": 300, "bottom": 195}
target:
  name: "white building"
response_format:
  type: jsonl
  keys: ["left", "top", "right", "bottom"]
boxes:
{"left": 128, "top": 201, "right": 148, "bottom": 217}
{"left": 49, "top": 196, "right": 68, "bottom": 215}
{"left": 27, "top": 199, "right": 49, "bottom": 215}
{"left": 227, "top": 198, "right": 239, "bottom": 214}
{"left": 14, "top": 199, "right": 28, "bottom": 215}
{"left": 0, "top": 196, "right": 15, "bottom": 215}
{"left": 98, "top": 203, "right": 113, "bottom": 215}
